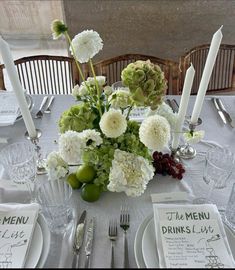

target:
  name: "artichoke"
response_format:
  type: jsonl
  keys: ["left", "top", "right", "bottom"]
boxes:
{"left": 59, "top": 103, "right": 98, "bottom": 133}
{"left": 121, "top": 60, "right": 167, "bottom": 110}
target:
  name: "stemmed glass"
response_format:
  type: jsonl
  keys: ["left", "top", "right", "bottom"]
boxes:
{"left": 193, "top": 146, "right": 235, "bottom": 206}
{"left": 0, "top": 141, "right": 37, "bottom": 202}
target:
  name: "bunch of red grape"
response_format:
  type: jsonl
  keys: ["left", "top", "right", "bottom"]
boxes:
{"left": 152, "top": 151, "right": 185, "bottom": 180}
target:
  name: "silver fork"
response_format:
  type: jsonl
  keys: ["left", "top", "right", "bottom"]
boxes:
{"left": 34, "top": 96, "right": 48, "bottom": 118}
{"left": 120, "top": 206, "right": 130, "bottom": 268}
{"left": 108, "top": 219, "right": 118, "bottom": 268}
{"left": 44, "top": 96, "right": 55, "bottom": 114}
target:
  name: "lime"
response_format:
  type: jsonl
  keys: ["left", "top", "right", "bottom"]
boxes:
{"left": 76, "top": 164, "right": 96, "bottom": 183}
{"left": 67, "top": 173, "right": 82, "bottom": 189}
{"left": 81, "top": 183, "right": 101, "bottom": 202}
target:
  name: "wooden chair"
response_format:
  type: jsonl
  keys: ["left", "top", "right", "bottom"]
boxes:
{"left": 0, "top": 55, "right": 84, "bottom": 94}
{"left": 90, "top": 54, "right": 180, "bottom": 94}
{"left": 179, "top": 44, "right": 235, "bottom": 94}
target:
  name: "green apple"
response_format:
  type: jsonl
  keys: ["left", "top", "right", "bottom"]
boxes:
{"left": 76, "top": 164, "right": 96, "bottom": 183}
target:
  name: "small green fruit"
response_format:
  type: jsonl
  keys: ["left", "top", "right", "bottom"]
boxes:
{"left": 76, "top": 164, "right": 96, "bottom": 183}
{"left": 67, "top": 173, "right": 82, "bottom": 189}
{"left": 81, "top": 183, "right": 101, "bottom": 202}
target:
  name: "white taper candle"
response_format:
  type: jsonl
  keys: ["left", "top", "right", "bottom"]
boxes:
{"left": 0, "top": 36, "right": 37, "bottom": 138}
{"left": 172, "top": 63, "right": 195, "bottom": 149}
{"left": 190, "top": 26, "right": 223, "bottom": 124}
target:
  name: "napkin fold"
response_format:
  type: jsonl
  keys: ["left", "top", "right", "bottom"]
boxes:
{"left": 152, "top": 203, "right": 235, "bottom": 268}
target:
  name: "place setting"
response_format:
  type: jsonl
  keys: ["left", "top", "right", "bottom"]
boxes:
{"left": 0, "top": 10, "right": 235, "bottom": 268}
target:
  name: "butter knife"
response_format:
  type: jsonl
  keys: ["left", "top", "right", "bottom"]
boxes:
{"left": 72, "top": 210, "right": 87, "bottom": 268}
{"left": 171, "top": 99, "right": 179, "bottom": 113}
{"left": 84, "top": 218, "right": 95, "bottom": 268}
{"left": 216, "top": 98, "right": 234, "bottom": 128}
{"left": 212, "top": 98, "right": 227, "bottom": 124}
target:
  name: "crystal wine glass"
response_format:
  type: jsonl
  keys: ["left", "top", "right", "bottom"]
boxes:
{"left": 193, "top": 146, "right": 235, "bottom": 206}
{"left": 0, "top": 141, "right": 37, "bottom": 202}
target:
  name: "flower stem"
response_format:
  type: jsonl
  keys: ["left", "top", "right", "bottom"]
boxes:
{"left": 126, "top": 102, "right": 134, "bottom": 120}
{"left": 89, "top": 59, "right": 103, "bottom": 117}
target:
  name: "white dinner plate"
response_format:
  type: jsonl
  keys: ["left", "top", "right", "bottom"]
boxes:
{"left": 35, "top": 214, "right": 51, "bottom": 268}
{"left": 25, "top": 222, "right": 43, "bottom": 268}
{"left": 137, "top": 214, "right": 235, "bottom": 268}
{"left": 24, "top": 213, "right": 50, "bottom": 268}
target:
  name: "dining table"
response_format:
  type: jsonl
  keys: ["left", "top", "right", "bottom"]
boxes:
{"left": 0, "top": 93, "right": 235, "bottom": 268}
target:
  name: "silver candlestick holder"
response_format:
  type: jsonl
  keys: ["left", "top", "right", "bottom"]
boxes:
{"left": 169, "top": 145, "right": 181, "bottom": 163}
{"left": 177, "top": 117, "right": 202, "bottom": 159}
{"left": 25, "top": 129, "right": 47, "bottom": 175}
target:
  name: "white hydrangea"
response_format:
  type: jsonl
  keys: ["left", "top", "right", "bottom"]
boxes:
{"left": 87, "top": 76, "right": 106, "bottom": 86}
{"left": 70, "top": 30, "right": 103, "bottom": 63}
{"left": 183, "top": 130, "right": 205, "bottom": 144}
{"left": 147, "top": 102, "right": 177, "bottom": 129}
{"left": 45, "top": 151, "right": 69, "bottom": 180}
{"left": 58, "top": 130, "right": 85, "bottom": 164}
{"left": 81, "top": 129, "right": 103, "bottom": 149}
{"left": 139, "top": 115, "right": 170, "bottom": 151}
{"left": 99, "top": 109, "right": 127, "bottom": 138}
{"left": 107, "top": 149, "right": 155, "bottom": 196}
{"left": 108, "top": 89, "right": 131, "bottom": 109}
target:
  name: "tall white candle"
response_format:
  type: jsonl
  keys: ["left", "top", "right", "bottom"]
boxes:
{"left": 172, "top": 63, "right": 195, "bottom": 149}
{"left": 0, "top": 37, "right": 37, "bottom": 138}
{"left": 191, "top": 26, "right": 223, "bottom": 124}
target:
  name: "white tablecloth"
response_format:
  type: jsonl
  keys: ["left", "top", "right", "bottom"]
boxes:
{"left": 0, "top": 94, "right": 235, "bottom": 268}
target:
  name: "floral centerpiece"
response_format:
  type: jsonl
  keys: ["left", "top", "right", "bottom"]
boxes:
{"left": 46, "top": 20, "right": 184, "bottom": 202}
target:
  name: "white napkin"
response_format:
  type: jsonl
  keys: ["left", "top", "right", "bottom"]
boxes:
{"left": 0, "top": 203, "right": 40, "bottom": 268}
{"left": 152, "top": 203, "right": 235, "bottom": 268}
{"left": 0, "top": 92, "right": 19, "bottom": 126}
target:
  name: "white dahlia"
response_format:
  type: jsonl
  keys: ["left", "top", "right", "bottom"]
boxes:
{"left": 70, "top": 30, "right": 103, "bottom": 63}
{"left": 99, "top": 109, "right": 127, "bottom": 138}
{"left": 139, "top": 115, "right": 170, "bottom": 151}
{"left": 107, "top": 149, "right": 155, "bottom": 196}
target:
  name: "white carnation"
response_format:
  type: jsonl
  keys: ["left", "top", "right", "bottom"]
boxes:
{"left": 183, "top": 130, "right": 205, "bottom": 144}
{"left": 70, "top": 30, "right": 103, "bottom": 63}
{"left": 45, "top": 151, "right": 69, "bottom": 180}
{"left": 87, "top": 76, "right": 106, "bottom": 86}
{"left": 81, "top": 129, "right": 103, "bottom": 149}
{"left": 58, "top": 130, "right": 85, "bottom": 164}
{"left": 107, "top": 149, "right": 154, "bottom": 196}
{"left": 99, "top": 109, "right": 127, "bottom": 138}
{"left": 139, "top": 115, "right": 170, "bottom": 151}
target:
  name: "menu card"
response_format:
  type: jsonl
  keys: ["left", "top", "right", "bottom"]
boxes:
{"left": 0, "top": 91, "right": 19, "bottom": 126}
{"left": 0, "top": 203, "right": 39, "bottom": 268}
{"left": 153, "top": 203, "right": 235, "bottom": 268}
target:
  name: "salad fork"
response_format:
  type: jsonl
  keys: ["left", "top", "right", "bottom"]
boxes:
{"left": 34, "top": 96, "right": 48, "bottom": 118}
{"left": 108, "top": 219, "right": 118, "bottom": 268}
{"left": 44, "top": 96, "right": 55, "bottom": 114}
{"left": 120, "top": 206, "right": 130, "bottom": 268}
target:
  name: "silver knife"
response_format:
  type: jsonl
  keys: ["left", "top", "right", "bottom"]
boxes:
{"left": 212, "top": 98, "right": 227, "bottom": 124}
{"left": 172, "top": 99, "right": 179, "bottom": 113}
{"left": 166, "top": 99, "right": 177, "bottom": 113}
{"left": 72, "top": 210, "right": 87, "bottom": 268}
{"left": 216, "top": 98, "right": 234, "bottom": 128}
{"left": 84, "top": 218, "right": 95, "bottom": 268}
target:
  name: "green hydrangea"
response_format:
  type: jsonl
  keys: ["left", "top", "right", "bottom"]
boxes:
{"left": 58, "top": 103, "right": 98, "bottom": 133}
{"left": 121, "top": 60, "right": 167, "bottom": 110}
{"left": 82, "top": 120, "right": 151, "bottom": 191}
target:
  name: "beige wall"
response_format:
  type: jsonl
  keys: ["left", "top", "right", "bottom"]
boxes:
{"left": 63, "top": 0, "right": 235, "bottom": 62}
{"left": 0, "top": 0, "right": 64, "bottom": 39}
